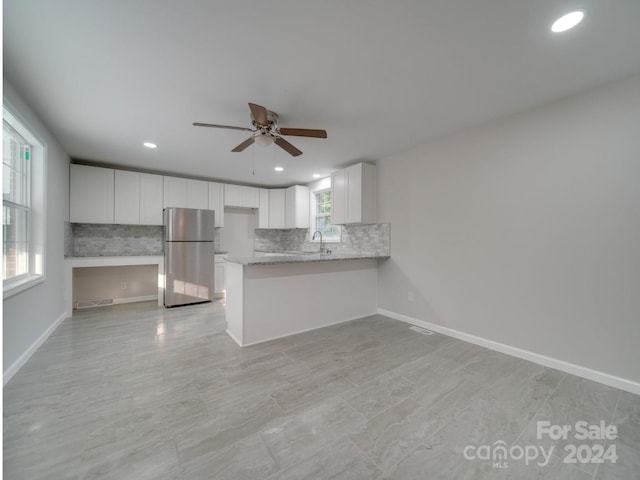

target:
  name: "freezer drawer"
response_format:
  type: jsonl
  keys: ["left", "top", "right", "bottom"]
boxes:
{"left": 164, "top": 242, "right": 215, "bottom": 306}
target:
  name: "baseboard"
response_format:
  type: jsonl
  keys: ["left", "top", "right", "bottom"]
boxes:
{"left": 229, "top": 311, "right": 377, "bottom": 348}
{"left": 74, "top": 295, "right": 158, "bottom": 310}
{"left": 112, "top": 295, "right": 157, "bottom": 305}
{"left": 3, "top": 310, "right": 68, "bottom": 386}
{"left": 377, "top": 308, "right": 640, "bottom": 396}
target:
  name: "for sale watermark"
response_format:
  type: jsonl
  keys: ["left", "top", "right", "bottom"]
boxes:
{"left": 463, "top": 420, "right": 618, "bottom": 469}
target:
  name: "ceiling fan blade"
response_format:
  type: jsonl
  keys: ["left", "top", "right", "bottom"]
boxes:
{"left": 275, "top": 137, "right": 303, "bottom": 157}
{"left": 231, "top": 136, "right": 255, "bottom": 152}
{"left": 248, "top": 103, "right": 269, "bottom": 126}
{"left": 193, "top": 122, "right": 253, "bottom": 132}
{"left": 279, "top": 128, "right": 327, "bottom": 138}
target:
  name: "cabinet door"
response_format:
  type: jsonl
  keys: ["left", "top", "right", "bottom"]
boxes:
{"left": 258, "top": 188, "right": 269, "bottom": 228}
{"left": 70, "top": 164, "right": 115, "bottom": 223}
{"left": 331, "top": 169, "right": 346, "bottom": 225}
{"left": 139, "top": 173, "right": 164, "bottom": 225}
{"left": 187, "top": 179, "right": 209, "bottom": 209}
{"left": 163, "top": 176, "right": 188, "bottom": 208}
{"left": 114, "top": 170, "right": 140, "bottom": 224}
{"left": 268, "top": 189, "right": 285, "bottom": 228}
{"left": 208, "top": 182, "right": 224, "bottom": 227}
{"left": 285, "top": 185, "right": 310, "bottom": 228}
{"left": 242, "top": 186, "right": 260, "bottom": 208}
{"left": 346, "top": 163, "right": 362, "bottom": 224}
{"left": 224, "top": 184, "right": 242, "bottom": 207}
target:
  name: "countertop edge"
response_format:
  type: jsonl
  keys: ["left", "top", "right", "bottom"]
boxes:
{"left": 225, "top": 254, "right": 390, "bottom": 266}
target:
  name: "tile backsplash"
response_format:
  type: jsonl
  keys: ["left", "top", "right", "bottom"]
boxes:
{"left": 254, "top": 223, "right": 390, "bottom": 256}
{"left": 68, "top": 223, "right": 164, "bottom": 257}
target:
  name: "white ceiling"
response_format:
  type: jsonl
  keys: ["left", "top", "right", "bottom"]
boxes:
{"left": 4, "top": 0, "right": 640, "bottom": 186}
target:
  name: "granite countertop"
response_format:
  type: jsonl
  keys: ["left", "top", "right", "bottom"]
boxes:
{"left": 65, "top": 253, "right": 163, "bottom": 258}
{"left": 225, "top": 251, "right": 390, "bottom": 266}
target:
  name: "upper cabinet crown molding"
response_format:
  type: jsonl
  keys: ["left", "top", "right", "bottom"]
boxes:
{"left": 331, "top": 162, "right": 376, "bottom": 225}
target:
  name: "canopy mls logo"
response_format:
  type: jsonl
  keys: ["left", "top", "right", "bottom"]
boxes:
{"left": 463, "top": 441, "right": 553, "bottom": 469}
{"left": 463, "top": 420, "right": 618, "bottom": 469}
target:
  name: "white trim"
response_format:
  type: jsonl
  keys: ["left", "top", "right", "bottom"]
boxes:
{"left": 74, "top": 294, "right": 158, "bottom": 310}
{"left": 3, "top": 311, "right": 68, "bottom": 385}
{"left": 3, "top": 274, "right": 45, "bottom": 299}
{"left": 377, "top": 308, "right": 640, "bottom": 396}
{"left": 227, "top": 314, "right": 368, "bottom": 347}
{"left": 113, "top": 294, "right": 157, "bottom": 305}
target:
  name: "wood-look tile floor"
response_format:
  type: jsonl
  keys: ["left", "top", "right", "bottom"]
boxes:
{"left": 4, "top": 301, "right": 639, "bottom": 479}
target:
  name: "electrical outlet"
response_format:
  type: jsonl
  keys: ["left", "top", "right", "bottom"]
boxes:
{"left": 408, "top": 291, "right": 414, "bottom": 302}
{"left": 121, "top": 282, "right": 127, "bottom": 290}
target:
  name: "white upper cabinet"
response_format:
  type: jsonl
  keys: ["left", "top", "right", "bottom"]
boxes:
{"left": 208, "top": 182, "right": 225, "bottom": 227}
{"left": 258, "top": 188, "right": 269, "bottom": 228}
{"left": 330, "top": 168, "right": 347, "bottom": 225}
{"left": 114, "top": 170, "right": 140, "bottom": 225}
{"left": 70, "top": 164, "right": 115, "bottom": 224}
{"left": 114, "top": 171, "right": 164, "bottom": 225}
{"left": 114, "top": 170, "right": 162, "bottom": 225}
{"left": 163, "top": 176, "right": 188, "bottom": 208}
{"left": 285, "top": 185, "right": 310, "bottom": 229}
{"left": 139, "top": 173, "right": 163, "bottom": 225}
{"left": 331, "top": 162, "right": 376, "bottom": 225}
{"left": 224, "top": 184, "right": 260, "bottom": 208}
{"left": 186, "top": 179, "right": 209, "bottom": 209}
{"left": 268, "top": 189, "right": 285, "bottom": 228}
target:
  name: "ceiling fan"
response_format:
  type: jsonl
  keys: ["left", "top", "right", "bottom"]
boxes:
{"left": 193, "top": 102, "right": 327, "bottom": 157}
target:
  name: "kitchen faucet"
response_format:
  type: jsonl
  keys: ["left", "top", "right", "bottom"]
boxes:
{"left": 312, "top": 231, "right": 325, "bottom": 254}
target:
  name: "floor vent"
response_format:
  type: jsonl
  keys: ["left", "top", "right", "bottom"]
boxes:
{"left": 74, "top": 299, "right": 114, "bottom": 310}
{"left": 409, "top": 326, "right": 434, "bottom": 335}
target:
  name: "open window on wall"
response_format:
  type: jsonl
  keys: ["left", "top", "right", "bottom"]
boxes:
{"left": 3, "top": 105, "right": 46, "bottom": 298}
{"left": 310, "top": 181, "right": 341, "bottom": 242}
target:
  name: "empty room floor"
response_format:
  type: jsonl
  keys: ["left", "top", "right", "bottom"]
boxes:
{"left": 3, "top": 301, "right": 639, "bottom": 479}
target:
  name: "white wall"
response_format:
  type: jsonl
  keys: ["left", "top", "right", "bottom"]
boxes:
{"left": 3, "top": 80, "right": 71, "bottom": 381}
{"left": 73, "top": 265, "right": 158, "bottom": 304}
{"left": 220, "top": 207, "right": 258, "bottom": 256}
{"left": 377, "top": 74, "right": 640, "bottom": 385}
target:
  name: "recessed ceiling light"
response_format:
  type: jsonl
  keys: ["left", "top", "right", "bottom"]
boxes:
{"left": 312, "top": 173, "right": 321, "bottom": 178}
{"left": 551, "top": 11, "right": 585, "bottom": 33}
{"left": 274, "top": 166, "right": 284, "bottom": 172}
{"left": 143, "top": 142, "right": 157, "bottom": 149}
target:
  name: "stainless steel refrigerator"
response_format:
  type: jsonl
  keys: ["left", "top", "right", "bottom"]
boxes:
{"left": 164, "top": 208, "right": 215, "bottom": 307}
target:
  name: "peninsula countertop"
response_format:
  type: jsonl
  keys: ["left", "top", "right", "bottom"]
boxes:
{"left": 225, "top": 251, "right": 390, "bottom": 266}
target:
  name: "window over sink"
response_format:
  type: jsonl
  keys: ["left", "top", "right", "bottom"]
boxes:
{"left": 312, "top": 188, "right": 340, "bottom": 242}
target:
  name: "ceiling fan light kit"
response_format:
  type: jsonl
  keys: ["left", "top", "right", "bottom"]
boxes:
{"left": 194, "top": 102, "right": 327, "bottom": 157}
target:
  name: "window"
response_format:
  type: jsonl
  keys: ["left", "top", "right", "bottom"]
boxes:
{"left": 312, "top": 188, "right": 340, "bottom": 242}
{"left": 3, "top": 105, "right": 45, "bottom": 297}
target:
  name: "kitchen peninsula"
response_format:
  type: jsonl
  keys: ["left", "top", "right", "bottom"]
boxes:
{"left": 225, "top": 252, "right": 389, "bottom": 346}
